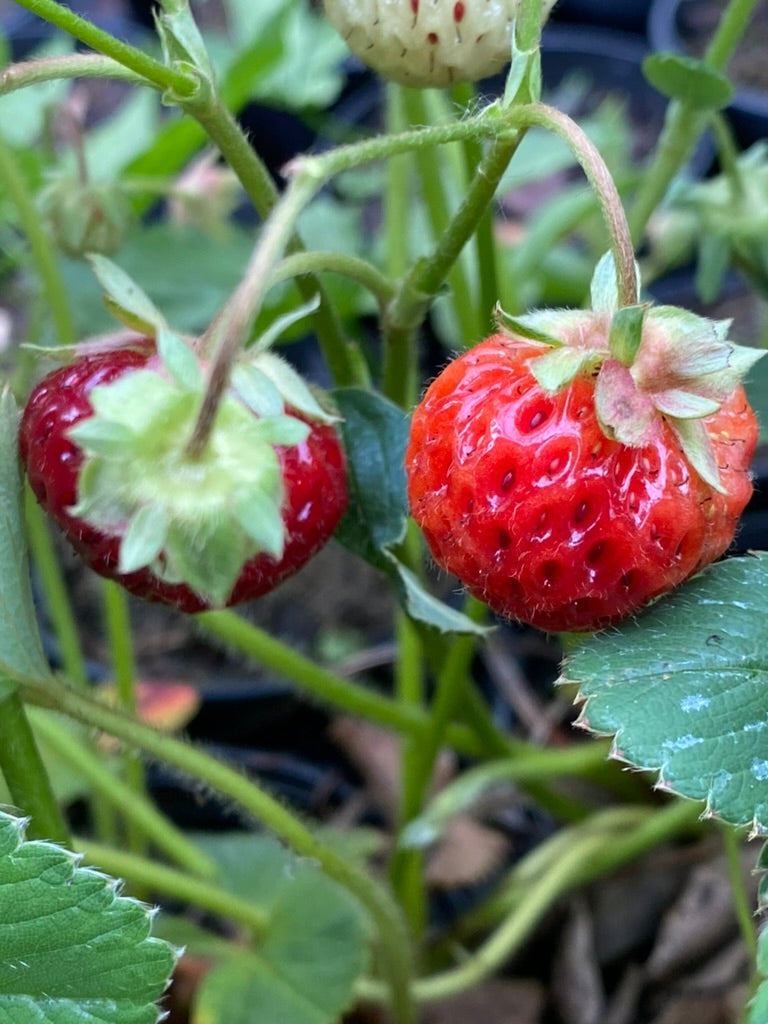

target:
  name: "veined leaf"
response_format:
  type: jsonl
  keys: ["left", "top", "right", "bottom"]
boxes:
{"left": 0, "top": 812, "right": 176, "bottom": 1023}
{"left": 563, "top": 554, "right": 768, "bottom": 833}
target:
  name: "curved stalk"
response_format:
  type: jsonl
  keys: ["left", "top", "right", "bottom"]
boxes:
{"left": 32, "top": 710, "right": 215, "bottom": 878}
{"left": 0, "top": 53, "right": 146, "bottom": 95}
{"left": 11, "top": 0, "right": 198, "bottom": 96}
{"left": 75, "top": 839, "right": 268, "bottom": 938}
{"left": 21, "top": 675, "right": 417, "bottom": 1024}
{"left": 271, "top": 251, "right": 396, "bottom": 311}
{"left": 0, "top": 136, "right": 76, "bottom": 347}
{"left": 0, "top": 690, "right": 69, "bottom": 844}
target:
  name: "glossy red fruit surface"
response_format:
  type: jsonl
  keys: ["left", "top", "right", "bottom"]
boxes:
{"left": 406, "top": 334, "right": 757, "bottom": 632}
{"left": 20, "top": 347, "right": 348, "bottom": 613}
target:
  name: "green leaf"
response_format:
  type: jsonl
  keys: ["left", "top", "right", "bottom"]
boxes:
{"left": 332, "top": 389, "right": 409, "bottom": 565}
{"left": 387, "top": 554, "right": 493, "bottom": 637}
{"left": 0, "top": 390, "right": 51, "bottom": 686}
{"left": 156, "top": 328, "right": 203, "bottom": 390}
{"left": 643, "top": 53, "right": 734, "bottom": 111}
{"left": 63, "top": 226, "right": 254, "bottom": 336}
{"left": 82, "top": 90, "right": 160, "bottom": 182}
{"left": 494, "top": 305, "right": 561, "bottom": 345}
{"left": 562, "top": 554, "right": 768, "bottom": 832}
{"left": 0, "top": 811, "right": 176, "bottom": 1023}
{"left": 668, "top": 417, "right": 724, "bottom": 493}
{"left": 165, "top": 517, "right": 249, "bottom": 607}
{"left": 186, "top": 833, "right": 369, "bottom": 1024}
{"left": 652, "top": 389, "right": 721, "bottom": 419}
{"left": 0, "top": 37, "right": 73, "bottom": 148}
{"left": 252, "top": 0, "right": 348, "bottom": 109}
{"left": 88, "top": 254, "right": 167, "bottom": 335}
{"left": 401, "top": 762, "right": 512, "bottom": 849}
{"left": 156, "top": 4, "right": 213, "bottom": 77}
{"left": 502, "top": 39, "right": 540, "bottom": 107}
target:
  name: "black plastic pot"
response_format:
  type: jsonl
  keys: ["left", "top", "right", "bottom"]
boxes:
{"left": 549, "top": 0, "right": 652, "bottom": 36}
{"left": 537, "top": 25, "right": 714, "bottom": 176}
{"left": 648, "top": 0, "right": 768, "bottom": 149}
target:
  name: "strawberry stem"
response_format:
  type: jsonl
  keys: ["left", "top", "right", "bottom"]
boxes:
{"left": 0, "top": 54, "right": 146, "bottom": 97}
{"left": 501, "top": 103, "right": 638, "bottom": 308}
{"left": 21, "top": 674, "right": 419, "bottom": 1024}
{"left": 185, "top": 170, "right": 320, "bottom": 457}
{"left": 8, "top": 0, "right": 199, "bottom": 97}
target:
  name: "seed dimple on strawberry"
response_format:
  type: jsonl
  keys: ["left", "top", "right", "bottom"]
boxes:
{"left": 407, "top": 327, "right": 759, "bottom": 633}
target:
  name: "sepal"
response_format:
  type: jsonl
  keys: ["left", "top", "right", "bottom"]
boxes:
{"left": 65, "top": 342, "right": 312, "bottom": 606}
{"left": 88, "top": 255, "right": 168, "bottom": 336}
{"left": 668, "top": 417, "right": 725, "bottom": 494}
{"left": 157, "top": 327, "right": 204, "bottom": 389}
{"left": 249, "top": 351, "right": 340, "bottom": 424}
{"left": 529, "top": 346, "right": 603, "bottom": 392}
{"left": 595, "top": 360, "right": 662, "bottom": 447}
{"left": 609, "top": 304, "right": 647, "bottom": 366}
{"left": 119, "top": 505, "right": 169, "bottom": 574}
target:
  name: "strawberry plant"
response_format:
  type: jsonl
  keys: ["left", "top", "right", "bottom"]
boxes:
{"left": 1, "top": 0, "right": 768, "bottom": 1022}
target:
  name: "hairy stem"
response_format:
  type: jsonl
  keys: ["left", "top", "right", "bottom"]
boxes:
{"left": 195, "top": 610, "right": 481, "bottom": 756}
{"left": 0, "top": 53, "right": 146, "bottom": 95}
{"left": 0, "top": 135, "right": 76, "bottom": 347}
{"left": 101, "top": 580, "right": 151, "bottom": 860}
{"left": 272, "top": 251, "right": 396, "bottom": 311}
{"left": 721, "top": 825, "right": 758, "bottom": 962}
{"left": 32, "top": 710, "right": 214, "bottom": 877}
{"left": 76, "top": 839, "right": 267, "bottom": 937}
{"left": 189, "top": 97, "right": 366, "bottom": 390}
{"left": 11, "top": 0, "right": 198, "bottom": 95}
{"left": 0, "top": 689, "right": 69, "bottom": 844}
{"left": 22, "top": 675, "right": 417, "bottom": 1024}
{"left": 186, "top": 171, "right": 319, "bottom": 455}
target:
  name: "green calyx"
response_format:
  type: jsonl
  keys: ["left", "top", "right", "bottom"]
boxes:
{"left": 497, "top": 253, "right": 765, "bottom": 492}
{"left": 67, "top": 334, "right": 335, "bottom": 607}
{"left": 39, "top": 177, "right": 132, "bottom": 259}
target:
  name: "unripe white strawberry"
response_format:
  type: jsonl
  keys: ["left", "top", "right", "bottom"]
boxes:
{"left": 323, "top": 0, "right": 555, "bottom": 87}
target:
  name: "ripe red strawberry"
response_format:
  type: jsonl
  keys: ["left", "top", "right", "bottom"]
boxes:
{"left": 323, "top": 0, "right": 555, "bottom": 87}
{"left": 20, "top": 344, "right": 348, "bottom": 614}
{"left": 406, "top": 310, "right": 761, "bottom": 633}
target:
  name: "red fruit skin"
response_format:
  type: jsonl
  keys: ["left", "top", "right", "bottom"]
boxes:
{"left": 20, "top": 347, "right": 348, "bottom": 614}
{"left": 406, "top": 334, "right": 758, "bottom": 632}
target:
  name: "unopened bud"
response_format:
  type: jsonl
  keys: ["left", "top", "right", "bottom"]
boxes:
{"left": 39, "top": 176, "right": 132, "bottom": 259}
